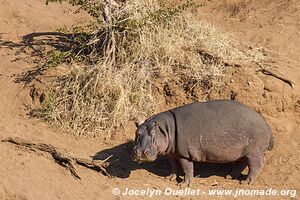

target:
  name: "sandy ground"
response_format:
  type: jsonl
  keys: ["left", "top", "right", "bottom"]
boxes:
{"left": 0, "top": 0, "right": 299, "bottom": 199}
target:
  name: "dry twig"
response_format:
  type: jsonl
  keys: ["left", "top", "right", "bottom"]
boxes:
{"left": 1, "top": 137, "right": 112, "bottom": 179}
{"left": 256, "top": 65, "right": 294, "bottom": 89}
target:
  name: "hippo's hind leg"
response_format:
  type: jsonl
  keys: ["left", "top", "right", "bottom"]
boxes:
{"left": 243, "top": 153, "right": 264, "bottom": 184}
{"left": 178, "top": 157, "right": 194, "bottom": 186}
{"left": 166, "top": 155, "right": 179, "bottom": 181}
{"left": 226, "top": 157, "right": 248, "bottom": 180}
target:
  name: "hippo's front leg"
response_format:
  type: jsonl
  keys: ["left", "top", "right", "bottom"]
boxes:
{"left": 166, "top": 154, "right": 179, "bottom": 181}
{"left": 178, "top": 157, "right": 194, "bottom": 186}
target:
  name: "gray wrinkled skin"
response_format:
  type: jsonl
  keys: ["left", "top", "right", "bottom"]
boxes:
{"left": 133, "top": 111, "right": 175, "bottom": 162}
{"left": 133, "top": 100, "right": 274, "bottom": 186}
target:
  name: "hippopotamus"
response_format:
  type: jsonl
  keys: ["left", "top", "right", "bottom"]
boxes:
{"left": 133, "top": 100, "right": 274, "bottom": 186}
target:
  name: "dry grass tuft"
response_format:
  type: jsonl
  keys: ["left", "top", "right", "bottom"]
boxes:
{"left": 45, "top": 0, "right": 265, "bottom": 137}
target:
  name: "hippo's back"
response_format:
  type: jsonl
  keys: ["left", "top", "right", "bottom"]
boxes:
{"left": 170, "top": 100, "right": 273, "bottom": 162}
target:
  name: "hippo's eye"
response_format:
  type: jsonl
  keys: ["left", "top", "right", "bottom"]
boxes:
{"left": 149, "top": 130, "right": 155, "bottom": 136}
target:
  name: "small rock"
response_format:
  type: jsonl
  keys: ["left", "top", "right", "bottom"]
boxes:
{"left": 212, "top": 180, "right": 218, "bottom": 186}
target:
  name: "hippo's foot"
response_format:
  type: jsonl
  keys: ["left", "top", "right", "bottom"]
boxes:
{"left": 178, "top": 179, "right": 191, "bottom": 187}
{"left": 165, "top": 173, "right": 177, "bottom": 181}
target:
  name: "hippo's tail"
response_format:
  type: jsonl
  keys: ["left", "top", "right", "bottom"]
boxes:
{"left": 268, "top": 134, "right": 274, "bottom": 150}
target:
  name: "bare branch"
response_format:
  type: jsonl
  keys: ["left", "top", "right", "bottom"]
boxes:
{"left": 256, "top": 66, "right": 294, "bottom": 89}
{"left": 1, "top": 137, "right": 112, "bottom": 179}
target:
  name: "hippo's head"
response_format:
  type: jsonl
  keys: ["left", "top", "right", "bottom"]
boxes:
{"left": 133, "top": 120, "right": 169, "bottom": 163}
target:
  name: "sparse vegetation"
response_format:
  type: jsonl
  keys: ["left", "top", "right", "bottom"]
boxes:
{"left": 44, "top": 0, "right": 265, "bottom": 137}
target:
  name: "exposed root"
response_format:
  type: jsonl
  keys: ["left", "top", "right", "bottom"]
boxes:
{"left": 1, "top": 137, "right": 112, "bottom": 179}
{"left": 256, "top": 67, "right": 294, "bottom": 89}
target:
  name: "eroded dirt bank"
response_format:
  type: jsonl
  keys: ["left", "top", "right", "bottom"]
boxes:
{"left": 0, "top": 0, "right": 299, "bottom": 199}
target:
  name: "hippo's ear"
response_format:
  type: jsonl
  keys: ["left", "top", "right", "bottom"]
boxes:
{"left": 135, "top": 118, "right": 144, "bottom": 128}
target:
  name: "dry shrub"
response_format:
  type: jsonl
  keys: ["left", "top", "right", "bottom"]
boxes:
{"left": 51, "top": 62, "right": 156, "bottom": 136}
{"left": 46, "top": 0, "right": 264, "bottom": 137}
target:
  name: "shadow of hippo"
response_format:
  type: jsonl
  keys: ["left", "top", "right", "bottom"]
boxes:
{"left": 93, "top": 141, "right": 247, "bottom": 182}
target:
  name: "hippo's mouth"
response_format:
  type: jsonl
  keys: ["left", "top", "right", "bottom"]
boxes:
{"left": 133, "top": 155, "right": 157, "bottom": 163}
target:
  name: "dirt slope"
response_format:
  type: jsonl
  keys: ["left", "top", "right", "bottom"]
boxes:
{"left": 0, "top": 0, "right": 299, "bottom": 200}
{"left": 0, "top": 1, "right": 115, "bottom": 199}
